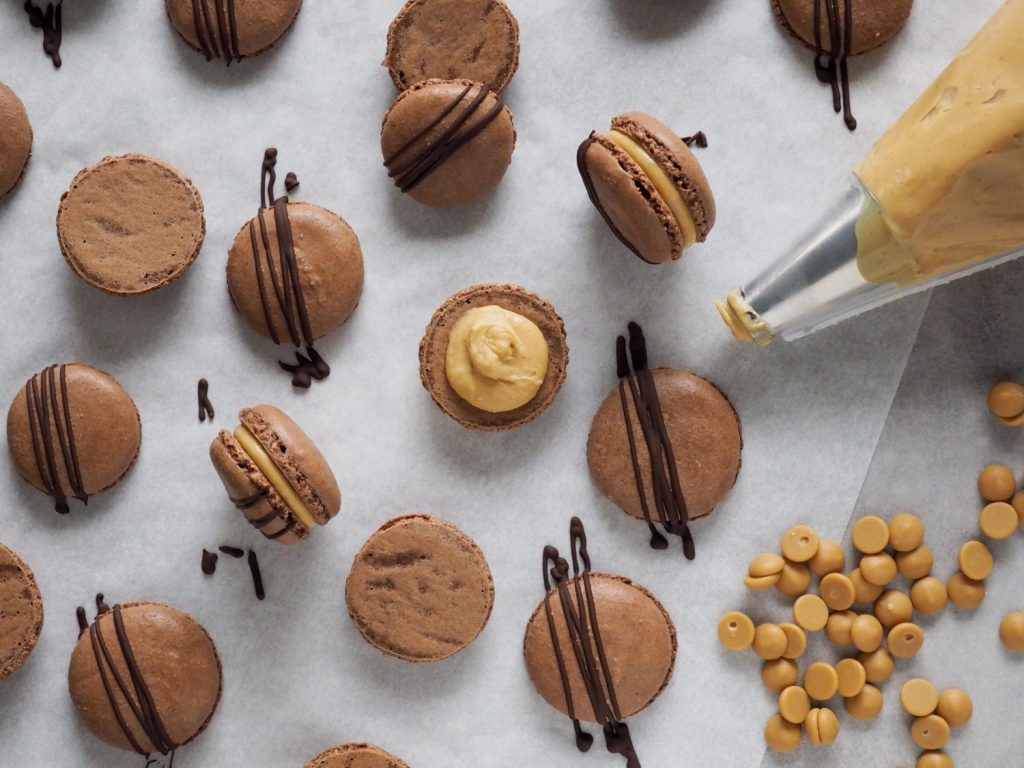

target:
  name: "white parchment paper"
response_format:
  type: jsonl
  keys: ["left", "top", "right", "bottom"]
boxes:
{"left": 0, "top": 1, "right": 1017, "bottom": 767}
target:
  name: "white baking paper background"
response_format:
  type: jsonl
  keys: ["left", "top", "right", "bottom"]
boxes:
{"left": 0, "top": 1, "right": 1017, "bottom": 766}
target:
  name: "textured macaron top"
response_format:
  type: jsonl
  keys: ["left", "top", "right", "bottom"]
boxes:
{"left": 384, "top": 0, "right": 520, "bottom": 91}
{"left": 772, "top": 0, "right": 913, "bottom": 56}
{"left": 306, "top": 743, "right": 410, "bottom": 768}
{"left": 381, "top": 78, "right": 516, "bottom": 207}
{"left": 165, "top": 0, "right": 303, "bottom": 62}
{"left": 419, "top": 284, "right": 569, "bottom": 431}
{"left": 345, "top": 514, "right": 494, "bottom": 662}
{"left": 0, "top": 81, "right": 32, "bottom": 198}
{"left": 579, "top": 112, "right": 715, "bottom": 264}
{"left": 56, "top": 154, "right": 205, "bottom": 296}
{"left": 0, "top": 542, "right": 44, "bottom": 680}
{"left": 6, "top": 363, "right": 142, "bottom": 514}
{"left": 68, "top": 600, "right": 222, "bottom": 755}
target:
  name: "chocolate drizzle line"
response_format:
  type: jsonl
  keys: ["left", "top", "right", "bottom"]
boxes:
{"left": 24, "top": 1, "right": 62, "bottom": 68}
{"left": 384, "top": 83, "right": 505, "bottom": 193}
{"left": 75, "top": 596, "right": 178, "bottom": 757}
{"left": 197, "top": 378, "right": 214, "bottom": 422}
{"left": 227, "top": 487, "right": 298, "bottom": 539}
{"left": 201, "top": 549, "right": 218, "bottom": 575}
{"left": 542, "top": 518, "right": 641, "bottom": 768}
{"left": 681, "top": 131, "right": 708, "bottom": 148}
{"left": 247, "top": 549, "right": 265, "bottom": 600}
{"left": 813, "top": 0, "right": 857, "bottom": 130}
{"left": 190, "top": 0, "right": 241, "bottom": 65}
{"left": 576, "top": 136, "right": 651, "bottom": 264}
{"left": 616, "top": 323, "right": 695, "bottom": 559}
{"left": 218, "top": 545, "right": 244, "bottom": 558}
{"left": 25, "top": 364, "right": 87, "bottom": 514}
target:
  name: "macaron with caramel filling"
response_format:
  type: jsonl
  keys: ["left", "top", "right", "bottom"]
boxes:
{"left": 209, "top": 405, "right": 340, "bottom": 544}
{"left": 578, "top": 112, "right": 715, "bottom": 264}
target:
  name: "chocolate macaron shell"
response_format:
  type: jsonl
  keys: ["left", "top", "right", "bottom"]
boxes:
{"left": 6, "top": 363, "right": 142, "bottom": 507}
{"left": 587, "top": 368, "right": 742, "bottom": 522}
{"left": 0, "top": 81, "right": 32, "bottom": 199}
{"left": 227, "top": 201, "right": 364, "bottom": 344}
{"left": 418, "top": 283, "right": 569, "bottom": 431}
{"left": 772, "top": 0, "right": 913, "bottom": 56}
{"left": 523, "top": 573, "right": 677, "bottom": 721}
{"left": 56, "top": 154, "right": 205, "bottom": 296}
{"left": 165, "top": 0, "right": 303, "bottom": 61}
{"left": 384, "top": 0, "right": 520, "bottom": 91}
{"left": 381, "top": 78, "right": 516, "bottom": 208}
{"left": 68, "top": 601, "right": 222, "bottom": 754}
{"left": 345, "top": 514, "right": 495, "bottom": 662}
{"left": 0, "top": 542, "right": 44, "bottom": 680}
{"left": 306, "top": 743, "right": 410, "bottom": 768}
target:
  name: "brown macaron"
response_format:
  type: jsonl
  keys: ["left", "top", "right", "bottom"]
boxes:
{"left": 57, "top": 154, "right": 205, "bottom": 296}
{"left": 578, "top": 112, "right": 715, "bottom": 264}
{"left": 772, "top": 0, "right": 913, "bottom": 56}
{"left": 419, "top": 283, "right": 569, "bottom": 431}
{"left": 381, "top": 78, "right": 516, "bottom": 207}
{"left": 0, "top": 81, "right": 32, "bottom": 199}
{"left": 68, "top": 599, "right": 222, "bottom": 755}
{"left": 345, "top": 515, "right": 494, "bottom": 662}
{"left": 306, "top": 743, "right": 410, "bottom": 768}
{"left": 6, "top": 363, "right": 141, "bottom": 515}
{"left": 210, "top": 404, "right": 341, "bottom": 545}
{"left": 165, "top": 0, "right": 303, "bottom": 63}
{"left": 384, "top": 0, "right": 520, "bottom": 92}
{"left": 0, "top": 542, "right": 44, "bottom": 680}
{"left": 587, "top": 323, "right": 741, "bottom": 556}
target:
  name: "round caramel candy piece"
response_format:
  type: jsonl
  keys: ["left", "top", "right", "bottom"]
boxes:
{"left": 762, "top": 658, "right": 799, "bottom": 692}
{"left": 1011, "top": 490, "right": 1024, "bottom": 524}
{"left": 793, "top": 594, "right": 829, "bottom": 632}
{"left": 911, "top": 577, "right": 949, "bottom": 616}
{"left": 753, "top": 623, "right": 788, "bottom": 660}
{"left": 744, "top": 573, "right": 780, "bottom": 590}
{"left": 826, "top": 611, "right": 856, "bottom": 647}
{"left": 804, "top": 662, "right": 839, "bottom": 701}
{"left": 860, "top": 553, "right": 898, "bottom": 586}
{"left": 917, "top": 751, "right": 953, "bottom": 768}
{"left": 936, "top": 688, "right": 972, "bottom": 728}
{"left": 804, "top": 707, "right": 839, "bottom": 746}
{"left": 809, "top": 539, "right": 845, "bottom": 577}
{"left": 749, "top": 552, "right": 785, "bottom": 578}
{"left": 897, "top": 545, "right": 934, "bottom": 580}
{"left": 875, "top": 589, "right": 914, "bottom": 627}
{"left": 980, "top": 501, "right": 1018, "bottom": 539}
{"left": 989, "top": 381, "right": 1024, "bottom": 419}
{"left": 764, "top": 713, "right": 801, "bottom": 753}
{"left": 858, "top": 648, "right": 895, "bottom": 684}
{"left": 776, "top": 561, "right": 811, "bottom": 597}
{"left": 779, "top": 685, "right": 811, "bottom": 724}
{"left": 851, "top": 614, "right": 884, "bottom": 652}
{"left": 781, "top": 525, "right": 819, "bottom": 563}
{"left": 999, "top": 611, "right": 1024, "bottom": 651}
{"left": 912, "top": 714, "right": 951, "bottom": 750}
{"left": 888, "top": 513, "right": 925, "bottom": 552}
{"left": 820, "top": 573, "right": 855, "bottom": 610}
{"left": 978, "top": 463, "right": 1016, "bottom": 502}
{"left": 718, "top": 611, "right": 755, "bottom": 651}
{"left": 844, "top": 684, "right": 883, "bottom": 721}
{"left": 947, "top": 573, "right": 985, "bottom": 610}
{"left": 850, "top": 568, "right": 884, "bottom": 604}
{"left": 889, "top": 622, "right": 925, "bottom": 658}
{"left": 835, "top": 658, "right": 866, "bottom": 698}
{"left": 852, "top": 515, "right": 890, "bottom": 554}
{"left": 958, "top": 540, "right": 993, "bottom": 581}
{"left": 779, "top": 623, "right": 807, "bottom": 660}
{"left": 900, "top": 678, "right": 939, "bottom": 717}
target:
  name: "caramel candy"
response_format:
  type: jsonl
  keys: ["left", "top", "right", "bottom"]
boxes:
{"left": 809, "top": 539, "right": 845, "bottom": 577}
{"left": 749, "top": 552, "right": 785, "bottom": 578}
{"left": 718, "top": 611, "right": 755, "bottom": 651}
{"left": 804, "top": 707, "right": 839, "bottom": 746}
{"left": 917, "top": 752, "right": 953, "bottom": 768}
{"left": 911, "top": 576, "right": 949, "bottom": 616}
{"left": 912, "top": 714, "right": 950, "bottom": 750}
{"left": 875, "top": 589, "right": 914, "bottom": 627}
{"left": 980, "top": 501, "right": 1018, "bottom": 539}
{"left": 804, "top": 662, "right": 839, "bottom": 701}
{"left": 852, "top": 516, "right": 890, "bottom": 554}
{"left": 988, "top": 380, "right": 1024, "bottom": 421}
{"left": 888, "top": 513, "right": 925, "bottom": 552}
{"left": 844, "top": 684, "right": 883, "bottom": 721}
{"left": 793, "top": 594, "right": 829, "bottom": 632}
{"left": 1012, "top": 490, "right": 1024, "bottom": 524}
{"left": 851, "top": 614, "right": 884, "bottom": 652}
{"left": 835, "top": 658, "right": 866, "bottom": 698}
{"left": 762, "top": 658, "right": 800, "bottom": 692}
{"left": 826, "top": 611, "right": 856, "bottom": 647}
{"left": 781, "top": 525, "right": 819, "bottom": 563}
{"left": 779, "top": 623, "right": 807, "bottom": 660}
{"left": 744, "top": 573, "right": 781, "bottom": 590}
{"left": 858, "top": 648, "right": 894, "bottom": 684}
{"left": 889, "top": 622, "right": 925, "bottom": 658}
{"left": 977, "top": 463, "right": 1016, "bottom": 502}
{"left": 900, "top": 678, "right": 939, "bottom": 717}
{"left": 764, "top": 713, "right": 801, "bottom": 753}
{"left": 936, "top": 688, "right": 972, "bottom": 728}
{"left": 819, "top": 573, "right": 856, "bottom": 611}
{"left": 897, "top": 545, "right": 934, "bottom": 580}
{"left": 753, "top": 623, "right": 788, "bottom": 659}
{"left": 860, "top": 553, "right": 898, "bottom": 586}
{"left": 947, "top": 573, "right": 986, "bottom": 610}
{"left": 779, "top": 685, "right": 811, "bottom": 724}
{"left": 999, "top": 611, "right": 1024, "bottom": 651}
{"left": 776, "top": 561, "right": 812, "bottom": 597}
{"left": 850, "top": 568, "right": 884, "bottom": 604}
{"left": 958, "top": 540, "right": 993, "bottom": 581}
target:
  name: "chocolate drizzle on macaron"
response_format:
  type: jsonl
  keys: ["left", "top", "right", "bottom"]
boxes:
{"left": 24, "top": 364, "right": 86, "bottom": 514}
{"left": 190, "top": 0, "right": 241, "bottom": 65}
{"left": 814, "top": 0, "right": 857, "bottom": 129}
{"left": 23, "top": 1, "right": 63, "bottom": 68}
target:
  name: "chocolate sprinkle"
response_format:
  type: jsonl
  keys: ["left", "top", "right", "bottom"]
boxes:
{"left": 284, "top": 172, "right": 299, "bottom": 192}
{"left": 813, "top": 0, "right": 857, "bottom": 130}
{"left": 218, "top": 545, "right": 244, "bottom": 558}
{"left": 247, "top": 549, "right": 265, "bottom": 600}
{"left": 24, "top": 1, "right": 62, "bottom": 68}
{"left": 542, "top": 518, "right": 641, "bottom": 768}
{"left": 25, "top": 365, "right": 87, "bottom": 514}
{"left": 201, "top": 549, "right": 218, "bottom": 575}
{"left": 197, "top": 378, "right": 214, "bottom": 422}
{"left": 681, "top": 131, "right": 708, "bottom": 148}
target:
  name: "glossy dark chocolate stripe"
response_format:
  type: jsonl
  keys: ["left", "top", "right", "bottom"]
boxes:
{"left": 25, "top": 365, "right": 87, "bottom": 514}
{"left": 24, "top": 1, "right": 62, "bottom": 68}
{"left": 197, "top": 378, "right": 214, "bottom": 422}
{"left": 248, "top": 549, "right": 266, "bottom": 600}
{"left": 229, "top": 487, "right": 269, "bottom": 509}
{"left": 813, "top": 0, "right": 857, "bottom": 130}
{"left": 191, "top": 0, "right": 240, "bottom": 63}
{"left": 542, "top": 518, "right": 640, "bottom": 767}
